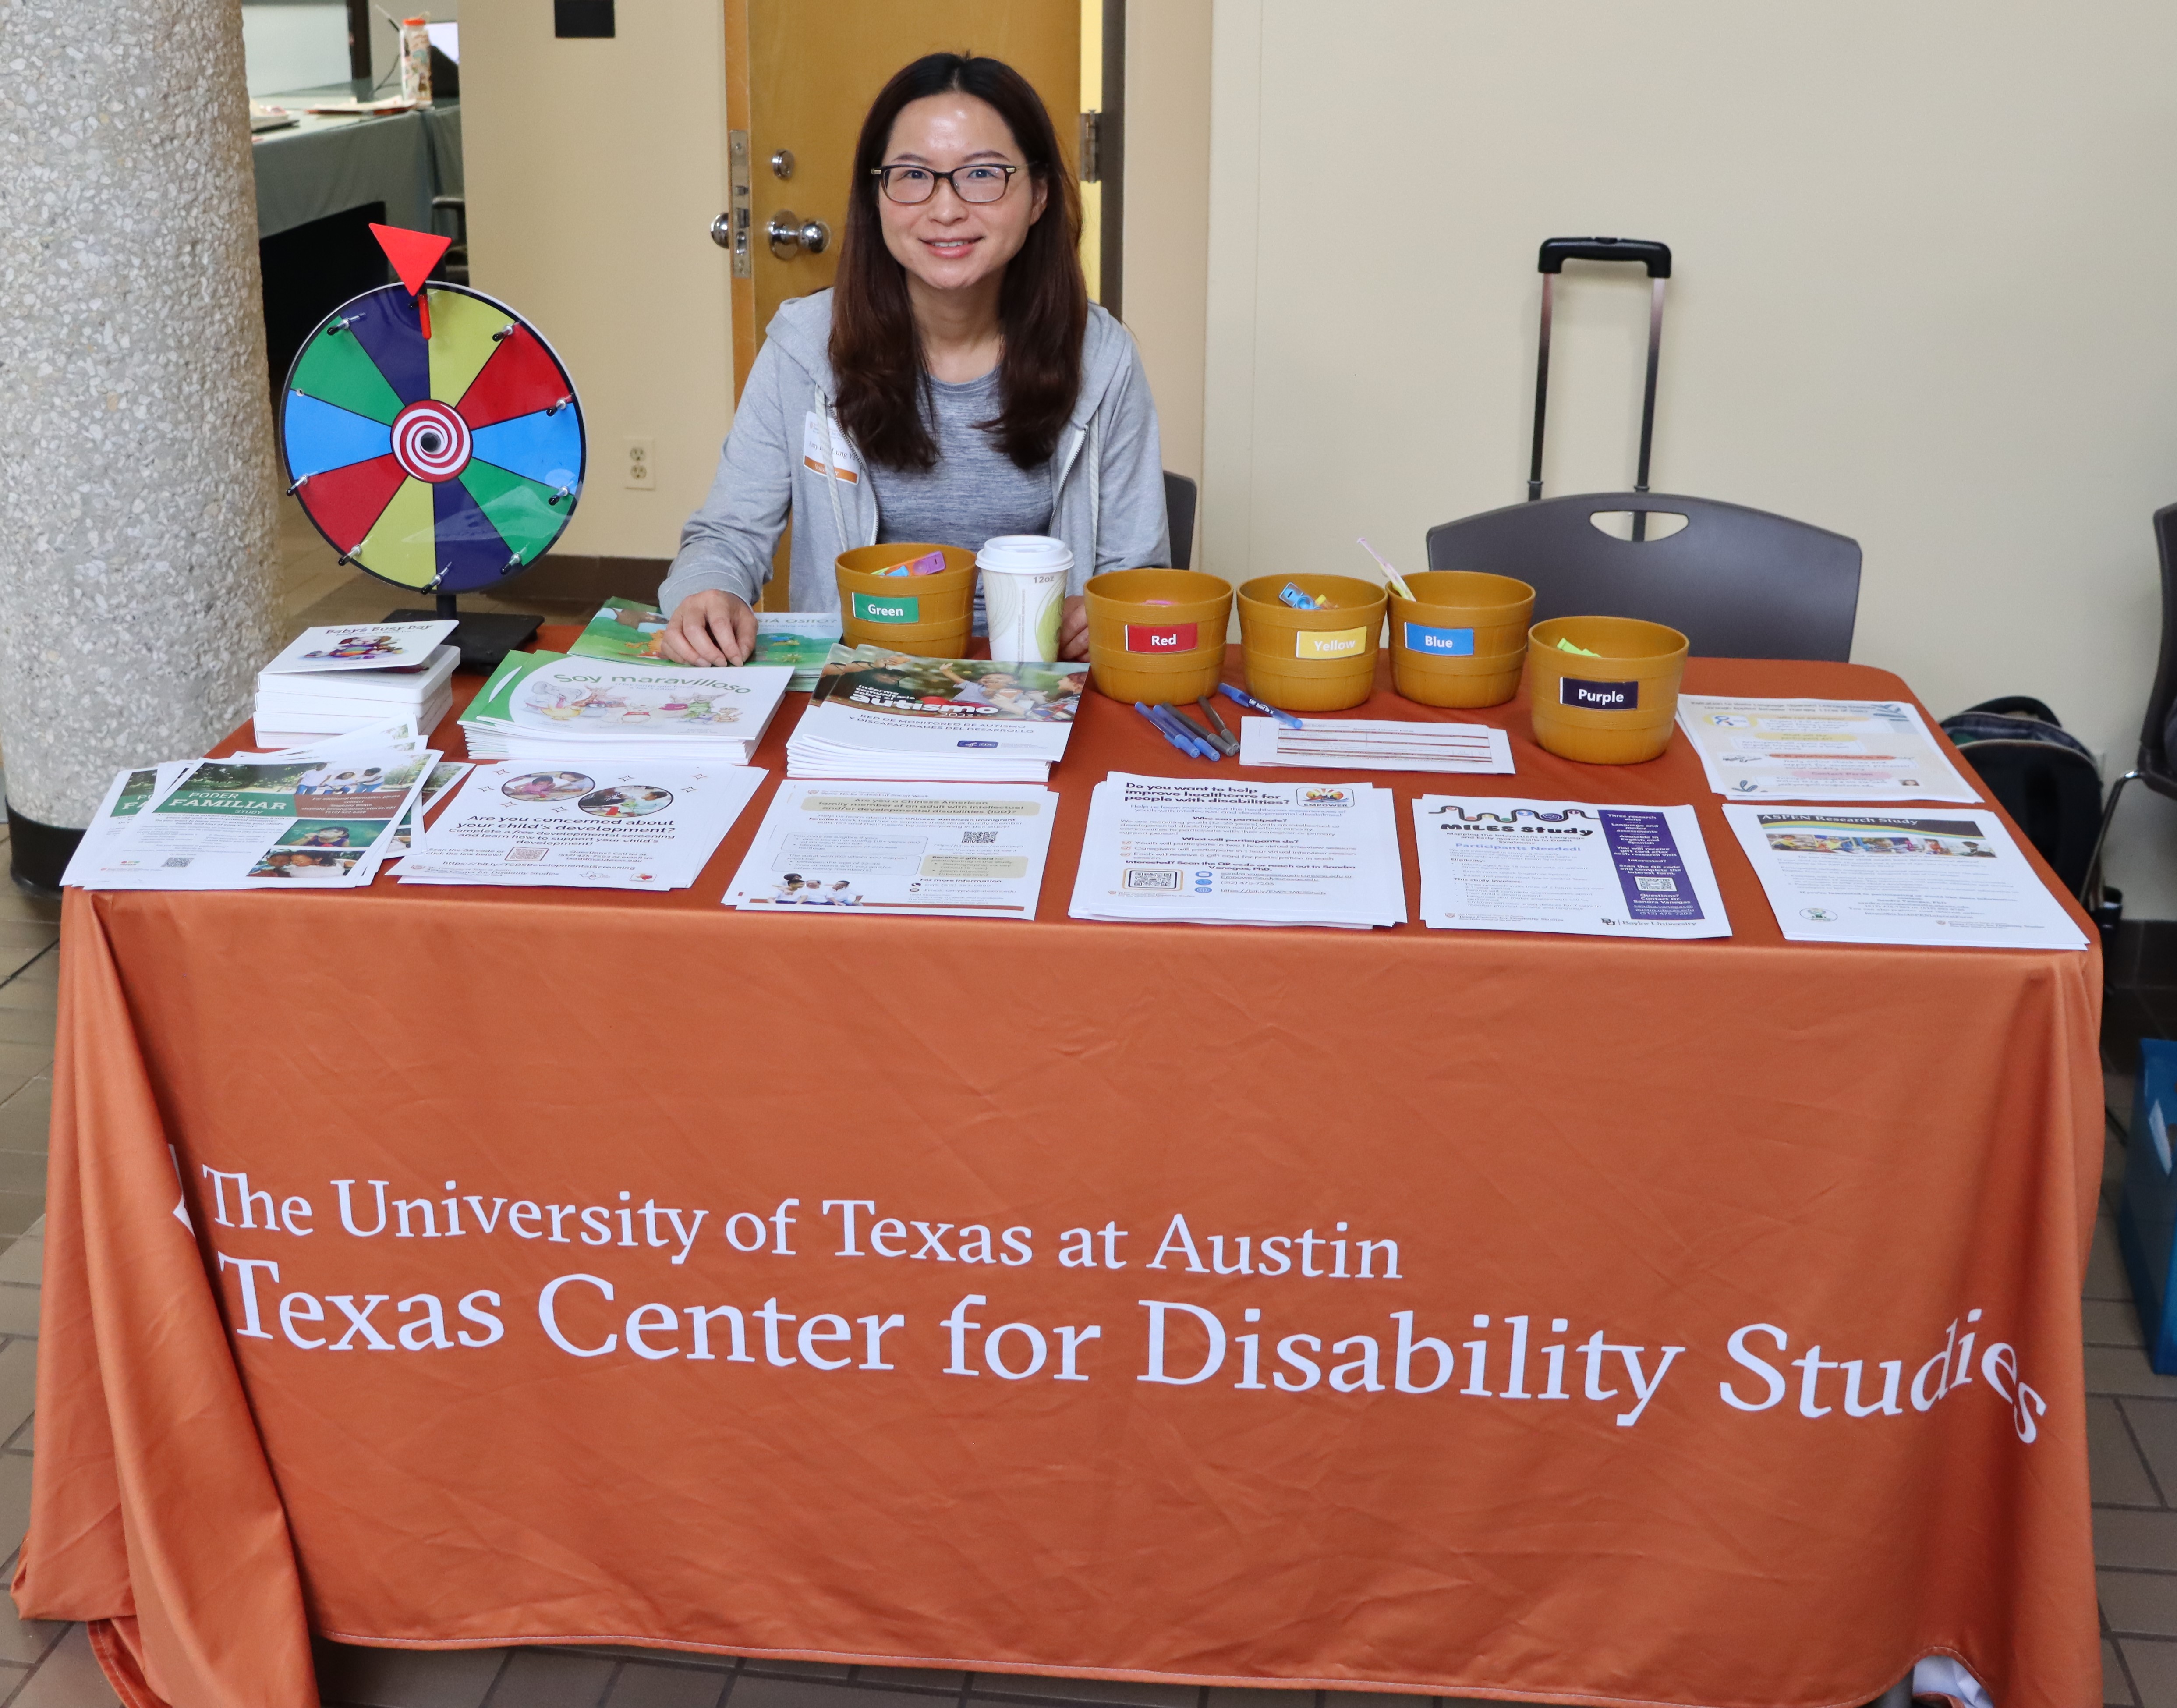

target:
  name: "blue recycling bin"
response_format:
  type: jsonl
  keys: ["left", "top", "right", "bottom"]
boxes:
{"left": 2119, "top": 1037, "right": 2177, "bottom": 1373}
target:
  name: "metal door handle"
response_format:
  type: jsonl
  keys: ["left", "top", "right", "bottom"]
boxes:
{"left": 709, "top": 213, "right": 733, "bottom": 248}
{"left": 766, "top": 211, "right": 830, "bottom": 259}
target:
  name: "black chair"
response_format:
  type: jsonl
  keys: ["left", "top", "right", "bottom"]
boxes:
{"left": 2085, "top": 500, "right": 2177, "bottom": 906}
{"left": 1164, "top": 470, "right": 1198, "bottom": 571}
{"left": 1423, "top": 490, "right": 1862, "bottom": 660}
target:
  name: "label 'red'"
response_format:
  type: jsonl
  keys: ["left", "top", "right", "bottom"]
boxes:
{"left": 1560, "top": 676, "right": 1639, "bottom": 710}
{"left": 850, "top": 593, "right": 918, "bottom": 624}
{"left": 1125, "top": 622, "right": 1200, "bottom": 653}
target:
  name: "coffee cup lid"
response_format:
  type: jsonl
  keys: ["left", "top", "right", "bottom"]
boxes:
{"left": 977, "top": 535, "right": 1073, "bottom": 574}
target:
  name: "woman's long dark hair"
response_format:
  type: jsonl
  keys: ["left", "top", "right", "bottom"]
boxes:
{"left": 830, "top": 53, "right": 1087, "bottom": 473}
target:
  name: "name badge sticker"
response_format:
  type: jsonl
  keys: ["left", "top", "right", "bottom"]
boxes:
{"left": 1560, "top": 677, "right": 1640, "bottom": 710}
{"left": 1403, "top": 622, "right": 1475, "bottom": 656}
{"left": 801, "top": 413, "right": 862, "bottom": 484}
{"left": 1126, "top": 622, "right": 1200, "bottom": 653}
{"left": 850, "top": 593, "right": 917, "bottom": 624}
{"left": 1295, "top": 626, "right": 1369, "bottom": 660}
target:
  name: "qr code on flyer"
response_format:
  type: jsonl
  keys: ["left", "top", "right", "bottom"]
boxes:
{"left": 1123, "top": 868, "right": 1181, "bottom": 891}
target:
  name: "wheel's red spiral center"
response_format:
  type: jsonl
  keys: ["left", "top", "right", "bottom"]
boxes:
{"left": 391, "top": 400, "right": 471, "bottom": 483}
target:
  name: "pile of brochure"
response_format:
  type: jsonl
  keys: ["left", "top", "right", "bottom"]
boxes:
{"left": 1668, "top": 696, "right": 2086, "bottom": 950}
{"left": 65, "top": 718, "right": 442, "bottom": 891}
{"left": 1238, "top": 716, "right": 1515, "bottom": 774}
{"left": 787, "top": 645, "right": 1087, "bottom": 783}
{"left": 459, "top": 650, "right": 791, "bottom": 764}
{"left": 570, "top": 596, "right": 840, "bottom": 694}
{"left": 1673, "top": 695, "right": 1980, "bottom": 802}
{"left": 399, "top": 760, "right": 767, "bottom": 891}
{"left": 1069, "top": 772, "right": 1406, "bottom": 929}
{"left": 1723, "top": 804, "right": 2088, "bottom": 950}
{"left": 1411, "top": 795, "right": 1731, "bottom": 939}
{"left": 254, "top": 620, "right": 460, "bottom": 748}
{"left": 724, "top": 780, "right": 1058, "bottom": 920}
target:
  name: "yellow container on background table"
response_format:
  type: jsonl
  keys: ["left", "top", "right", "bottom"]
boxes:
{"left": 1388, "top": 571, "right": 1535, "bottom": 709}
{"left": 1236, "top": 574, "right": 1386, "bottom": 713}
{"left": 836, "top": 543, "right": 977, "bottom": 655}
{"left": 1526, "top": 614, "right": 1689, "bottom": 764}
{"left": 1083, "top": 568, "right": 1233, "bottom": 704}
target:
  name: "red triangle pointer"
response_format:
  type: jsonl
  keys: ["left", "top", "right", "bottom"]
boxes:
{"left": 371, "top": 223, "right": 451, "bottom": 295}
{"left": 369, "top": 223, "right": 452, "bottom": 337}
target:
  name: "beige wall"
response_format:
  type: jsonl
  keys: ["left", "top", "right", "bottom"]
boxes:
{"left": 1204, "top": 0, "right": 2177, "bottom": 913}
{"left": 460, "top": 0, "right": 734, "bottom": 561}
{"left": 1120, "top": 0, "right": 1212, "bottom": 492}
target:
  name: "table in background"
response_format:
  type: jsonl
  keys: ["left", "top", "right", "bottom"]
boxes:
{"left": 252, "top": 90, "right": 462, "bottom": 240}
{"left": 15, "top": 649, "right": 2103, "bottom": 1708}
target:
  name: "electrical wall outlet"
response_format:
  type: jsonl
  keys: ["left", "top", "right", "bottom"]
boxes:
{"left": 623, "top": 436, "right": 656, "bottom": 491}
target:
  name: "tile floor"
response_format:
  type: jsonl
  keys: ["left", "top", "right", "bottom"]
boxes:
{"left": 0, "top": 528, "right": 2169, "bottom": 1700}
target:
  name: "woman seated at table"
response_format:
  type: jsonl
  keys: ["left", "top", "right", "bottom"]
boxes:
{"left": 657, "top": 51, "right": 1169, "bottom": 667}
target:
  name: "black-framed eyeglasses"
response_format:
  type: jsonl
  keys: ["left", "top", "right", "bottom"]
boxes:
{"left": 872, "top": 163, "right": 1020, "bottom": 206}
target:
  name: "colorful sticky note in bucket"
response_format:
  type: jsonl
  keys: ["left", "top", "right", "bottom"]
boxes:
{"left": 1556, "top": 637, "right": 1603, "bottom": 656}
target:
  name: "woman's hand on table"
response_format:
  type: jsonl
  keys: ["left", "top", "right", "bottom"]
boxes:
{"left": 1059, "top": 596, "right": 1088, "bottom": 662}
{"left": 659, "top": 591, "right": 756, "bottom": 666}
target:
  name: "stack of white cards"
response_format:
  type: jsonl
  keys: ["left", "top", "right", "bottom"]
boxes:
{"left": 399, "top": 761, "right": 767, "bottom": 891}
{"left": 1412, "top": 795, "right": 1731, "bottom": 939}
{"left": 724, "top": 780, "right": 1059, "bottom": 920}
{"left": 254, "top": 620, "right": 459, "bottom": 748}
{"left": 786, "top": 647, "right": 1086, "bottom": 783}
{"left": 460, "top": 651, "right": 791, "bottom": 765}
{"left": 1238, "top": 716, "right": 1515, "bottom": 774}
{"left": 1069, "top": 772, "right": 1406, "bottom": 929}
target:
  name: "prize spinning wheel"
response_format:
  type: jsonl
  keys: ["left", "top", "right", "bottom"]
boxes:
{"left": 277, "top": 228, "right": 585, "bottom": 607}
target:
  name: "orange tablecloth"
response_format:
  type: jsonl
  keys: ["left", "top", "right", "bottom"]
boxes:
{"left": 15, "top": 647, "right": 2103, "bottom": 1708}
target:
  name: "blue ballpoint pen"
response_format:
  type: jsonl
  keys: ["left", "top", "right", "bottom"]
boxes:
{"left": 1218, "top": 680, "right": 1303, "bottom": 730}
{"left": 1134, "top": 701, "right": 1200, "bottom": 758}
{"left": 1147, "top": 702, "right": 1221, "bottom": 761}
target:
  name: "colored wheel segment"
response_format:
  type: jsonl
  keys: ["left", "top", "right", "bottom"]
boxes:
{"left": 278, "top": 282, "right": 584, "bottom": 594}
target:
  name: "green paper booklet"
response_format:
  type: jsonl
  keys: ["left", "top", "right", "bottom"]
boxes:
{"left": 569, "top": 599, "right": 671, "bottom": 664}
{"left": 569, "top": 598, "right": 840, "bottom": 691}
{"left": 466, "top": 648, "right": 567, "bottom": 727}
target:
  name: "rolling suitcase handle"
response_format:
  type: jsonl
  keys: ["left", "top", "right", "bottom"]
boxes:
{"left": 1528, "top": 237, "right": 1674, "bottom": 538}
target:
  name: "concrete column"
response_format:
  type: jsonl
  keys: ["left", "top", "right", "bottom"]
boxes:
{"left": 0, "top": 0, "right": 282, "bottom": 889}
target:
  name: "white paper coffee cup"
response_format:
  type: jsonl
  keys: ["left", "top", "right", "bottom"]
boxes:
{"left": 977, "top": 535, "right": 1073, "bottom": 662}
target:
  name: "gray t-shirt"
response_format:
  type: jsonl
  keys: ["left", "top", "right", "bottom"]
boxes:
{"left": 870, "top": 370, "right": 1054, "bottom": 632}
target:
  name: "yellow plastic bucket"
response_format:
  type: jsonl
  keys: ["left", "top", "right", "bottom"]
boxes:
{"left": 1236, "top": 574, "right": 1385, "bottom": 713}
{"left": 1526, "top": 614, "right": 1689, "bottom": 765}
{"left": 1389, "top": 571, "right": 1535, "bottom": 709}
{"left": 1084, "top": 568, "right": 1232, "bottom": 704}
{"left": 836, "top": 543, "right": 976, "bottom": 656}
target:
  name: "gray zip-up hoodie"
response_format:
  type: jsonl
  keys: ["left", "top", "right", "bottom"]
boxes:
{"left": 659, "top": 290, "right": 1169, "bottom": 617}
